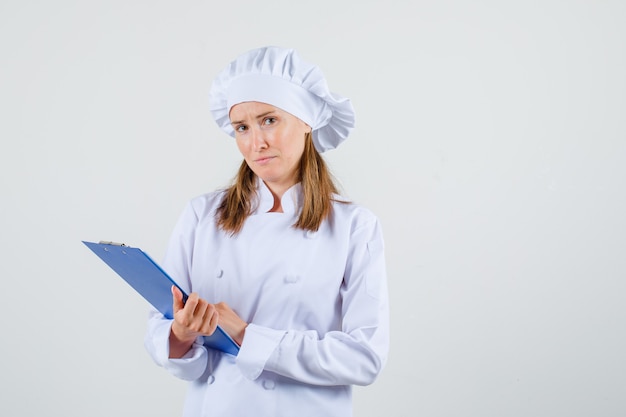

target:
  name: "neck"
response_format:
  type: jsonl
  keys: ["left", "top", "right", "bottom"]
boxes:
{"left": 266, "top": 185, "right": 285, "bottom": 213}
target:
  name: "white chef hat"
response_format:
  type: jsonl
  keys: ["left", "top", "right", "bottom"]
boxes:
{"left": 208, "top": 46, "right": 355, "bottom": 153}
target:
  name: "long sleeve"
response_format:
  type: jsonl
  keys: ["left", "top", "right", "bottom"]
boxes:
{"left": 236, "top": 213, "right": 389, "bottom": 386}
{"left": 143, "top": 200, "right": 209, "bottom": 381}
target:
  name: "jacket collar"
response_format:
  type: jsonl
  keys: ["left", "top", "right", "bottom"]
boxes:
{"left": 253, "top": 178, "right": 303, "bottom": 216}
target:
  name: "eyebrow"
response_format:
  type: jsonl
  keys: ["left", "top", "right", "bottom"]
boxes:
{"left": 230, "top": 110, "right": 276, "bottom": 126}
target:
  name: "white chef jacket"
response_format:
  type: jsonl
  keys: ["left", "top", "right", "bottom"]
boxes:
{"left": 144, "top": 180, "right": 389, "bottom": 417}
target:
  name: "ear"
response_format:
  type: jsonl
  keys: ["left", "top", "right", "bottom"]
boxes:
{"left": 298, "top": 117, "right": 312, "bottom": 133}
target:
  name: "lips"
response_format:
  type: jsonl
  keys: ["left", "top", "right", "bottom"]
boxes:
{"left": 255, "top": 156, "right": 275, "bottom": 164}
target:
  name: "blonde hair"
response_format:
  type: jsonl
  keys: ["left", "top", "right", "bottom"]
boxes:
{"left": 216, "top": 132, "right": 342, "bottom": 235}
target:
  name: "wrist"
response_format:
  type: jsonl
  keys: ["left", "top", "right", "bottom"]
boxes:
{"left": 233, "top": 323, "right": 248, "bottom": 346}
{"left": 168, "top": 323, "right": 197, "bottom": 358}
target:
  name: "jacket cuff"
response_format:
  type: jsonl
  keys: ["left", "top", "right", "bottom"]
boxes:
{"left": 145, "top": 318, "right": 207, "bottom": 381}
{"left": 236, "top": 324, "right": 285, "bottom": 380}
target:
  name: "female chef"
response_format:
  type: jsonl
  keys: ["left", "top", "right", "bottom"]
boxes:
{"left": 144, "top": 46, "right": 389, "bottom": 417}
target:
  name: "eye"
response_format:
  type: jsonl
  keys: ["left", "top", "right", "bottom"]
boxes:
{"left": 263, "top": 117, "right": 276, "bottom": 126}
{"left": 235, "top": 124, "right": 247, "bottom": 133}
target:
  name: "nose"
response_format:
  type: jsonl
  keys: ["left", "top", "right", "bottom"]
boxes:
{"left": 251, "top": 127, "right": 268, "bottom": 151}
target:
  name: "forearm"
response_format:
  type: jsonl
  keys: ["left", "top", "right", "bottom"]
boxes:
{"left": 236, "top": 323, "right": 387, "bottom": 386}
{"left": 168, "top": 328, "right": 196, "bottom": 359}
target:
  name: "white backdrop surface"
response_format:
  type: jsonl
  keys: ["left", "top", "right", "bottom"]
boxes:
{"left": 1, "top": 1, "right": 625, "bottom": 416}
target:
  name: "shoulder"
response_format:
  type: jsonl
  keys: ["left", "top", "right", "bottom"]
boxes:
{"left": 331, "top": 197, "right": 381, "bottom": 233}
{"left": 180, "top": 189, "right": 227, "bottom": 222}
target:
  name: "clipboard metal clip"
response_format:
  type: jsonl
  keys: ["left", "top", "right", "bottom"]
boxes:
{"left": 98, "top": 241, "right": 127, "bottom": 246}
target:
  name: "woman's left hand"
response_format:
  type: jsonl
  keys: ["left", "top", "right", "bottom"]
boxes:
{"left": 214, "top": 302, "right": 248, "bottom": 346}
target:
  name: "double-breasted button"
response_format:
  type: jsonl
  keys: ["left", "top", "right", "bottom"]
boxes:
{"left": 284, "top": 274, "right": 300, "bottom": 284}
{"left": 216, "top": 269, "right": 224, "bottom": 278}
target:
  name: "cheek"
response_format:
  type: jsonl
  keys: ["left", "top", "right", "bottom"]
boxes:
{"left": 235, "top": 138, "right": 248, "bottom": 156}
{"left": 291, "top": 132, "right": 307, "bottom": 158}
{"left": 295, "top": 141, "right": 306, "bottom": 161}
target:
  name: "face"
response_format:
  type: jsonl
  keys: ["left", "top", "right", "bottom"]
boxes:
{"left": 230, "top": 101, "right": 311, "bottom": 195}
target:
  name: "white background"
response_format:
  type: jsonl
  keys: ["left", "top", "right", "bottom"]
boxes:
{"left": 1, "top": 1, "right": 625, "bottom": 416}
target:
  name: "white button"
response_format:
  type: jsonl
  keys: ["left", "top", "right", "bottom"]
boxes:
{"left": 305, "top": 230, "right": 317, "bottom": 239}
{"left": 284, "top": 274, "right": 300, "bottom": 284}
{"left": 262, "top": 379, "right": 276, "bottom": 390}
{"left": 207, "top": 375, "right": 215, "bottom": 384}
{"left": 216, "top": 269, "right": 224, "bottom": 278}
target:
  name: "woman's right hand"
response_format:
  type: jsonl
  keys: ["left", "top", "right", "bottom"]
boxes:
{"left": 168, "top": 286, "right": 219, "bottom": 358}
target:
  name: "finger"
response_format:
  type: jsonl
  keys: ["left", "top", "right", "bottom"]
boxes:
{"left": 173, "top": 293, "right": 197, "bottom": 329}
{"left": 201, "top": 304, "right": 219, "bottom": 335}
{"left": 184, "top": 292, "right": 200, "bottom": 315}
{"left": 171, "top": 286, "right": 184, "bottom": 313}
{"left": 209, "top": 308, "right": 220, "bottom": 333}
{"left": 198, "top": 303, "right": 213, "bottom": 329}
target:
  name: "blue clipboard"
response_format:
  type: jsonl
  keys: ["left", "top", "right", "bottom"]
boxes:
{"left": 83, "top": 240, "right": 240, "bottom": 356}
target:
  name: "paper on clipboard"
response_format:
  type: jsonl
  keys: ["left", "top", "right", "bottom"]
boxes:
{"left": 83, "top": 240, "right": 240, "bottom": 356}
